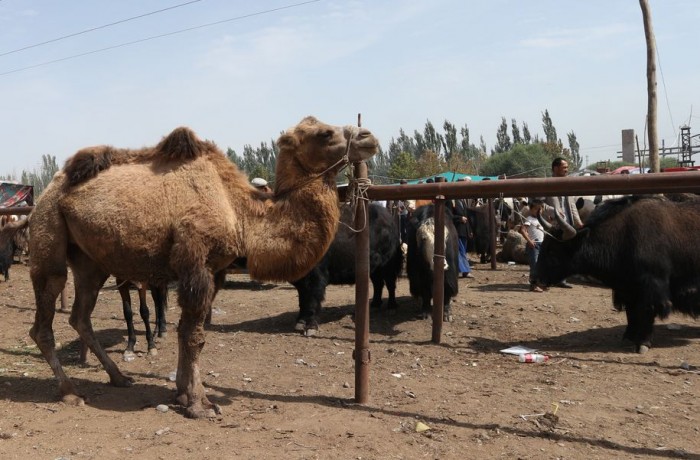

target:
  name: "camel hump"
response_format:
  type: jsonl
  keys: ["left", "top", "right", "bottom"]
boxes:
{"left": 64, "top": 146, "right": 115, "bottom": 187}
{"left": 154, "top": 126, "right": 207, "bottom": 161}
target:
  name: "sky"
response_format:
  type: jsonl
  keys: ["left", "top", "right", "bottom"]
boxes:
{"left": 1, "top": 0, "right": 699, "bottom": 178}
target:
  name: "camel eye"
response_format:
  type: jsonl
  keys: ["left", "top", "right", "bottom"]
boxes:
{"left": 318, "top": 130, "right": 334, "bottom": 140}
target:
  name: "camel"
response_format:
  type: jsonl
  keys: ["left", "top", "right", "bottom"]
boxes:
{"left": 27, "top": 116, "right": 378, "bottom": 418}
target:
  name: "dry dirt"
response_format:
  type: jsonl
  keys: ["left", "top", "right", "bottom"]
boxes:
{"left": 0, "top": 261, "right": 698, "bottom": 460}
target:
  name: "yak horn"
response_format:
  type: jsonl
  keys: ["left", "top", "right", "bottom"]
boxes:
{"left": 552, "top": 198, "right": 578, "bottom": 240}
{"left": 537, "top": 211, "right": 553, "bottom": 231}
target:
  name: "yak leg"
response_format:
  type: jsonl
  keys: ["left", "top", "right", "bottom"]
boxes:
{"left": 116, "top": 279, "right": 138, "bottom": 360}
{"left": 150, "top": 284, "right": 168, "bottom": 338}
{"left": 291, "top": 269, "right": 324, "bottom": 336}
{"left": 369, "top": 271, "right": 385, "bottom": 310}
{"left": 29, "top": 268, "right": 81, "bottom": 404}
{"left": 384, "top": 270, "right": 399, "bottom": 311}
{"left": 135, "top": 283, "right": 158, "bottom": 355}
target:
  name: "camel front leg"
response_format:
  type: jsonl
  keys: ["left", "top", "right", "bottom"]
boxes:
{"left": 174, "top": 268, "right": 220, "bottom": 418}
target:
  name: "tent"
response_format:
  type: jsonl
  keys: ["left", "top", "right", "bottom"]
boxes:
{"left": 0, "top": 182, "right": 34, "bottom": 208}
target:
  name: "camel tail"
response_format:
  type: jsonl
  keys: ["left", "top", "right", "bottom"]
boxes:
{"left": 154, "top": 126, "right": 206, "bottom": 161}
{"left": 63, "top": 146, "right": 115, "bottom": 187}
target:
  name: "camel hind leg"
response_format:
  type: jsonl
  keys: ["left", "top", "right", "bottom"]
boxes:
{"left": 29, "top": 267, "right": 81, "bottom": 404}
{"left": 69, "top": 253, "right": 133, "bottom": 389}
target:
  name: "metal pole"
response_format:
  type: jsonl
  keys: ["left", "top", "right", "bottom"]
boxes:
{"left": 431, "top": 178, "right": 446, "bottom": 344}
{"left": 353, "top": 162, "right": 370, "bottom": 404}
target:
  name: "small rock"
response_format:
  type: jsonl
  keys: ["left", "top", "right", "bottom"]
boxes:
{"left": 155, "top": 404, "right": 169, "bottom": 413}
{"left": 343, "top": 382, "right": 351, "bottom": 388}
{"left": 680, "top": 362, "right": 691, "bottom": 370}
{"left": 168, "top": 371, "right": 177, "bottom": 382}
{"left": 155, "top": 427, "right": 170, "bottom": 436}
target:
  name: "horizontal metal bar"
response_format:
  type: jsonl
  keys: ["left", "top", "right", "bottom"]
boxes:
{"left": 365, "top": 172, "right": 700, "bottom": 201}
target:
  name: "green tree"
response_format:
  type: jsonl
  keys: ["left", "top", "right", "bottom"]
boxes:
{"left": 567, "top": 131, "right": 582, "bottom": 170}
{"left": 511, "top": 118, "right": 522, "bottom": 145}
{"left": 369, "top": 146, "right": 392, "bottom": 184}
{"left": 422, "top": 120, "right": 443, "bottom": 157}
{"left": 493, "top": 117, "right": 511, "bottom": 154}
{"left": 388, "top": 150, "right": 419, "bottom": 180}
{"left": 481, "top": 143, "right": 551, "bottom": 178}
{"left": 442, "top": 120, "right": 458, "bottom": 162}
{"left": 542, "top": 109, "right": 557, "bottom": 144}
{"left": 21, "top": 154, "right": 59, "bottom": 197}
{"left": 522, "top": 122, "right": 532, "bottom": 144}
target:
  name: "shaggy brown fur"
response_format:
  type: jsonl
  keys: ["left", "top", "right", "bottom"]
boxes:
{"left": 27, "top": 116, "right": 378, "bottom": 418}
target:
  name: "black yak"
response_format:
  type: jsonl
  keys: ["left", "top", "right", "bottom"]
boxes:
{"left": 536, "top": 195, "right": 700, "bottom": 353}
{"left": 406, "top": 204, "right": 459, "bottom": 321}
{"left": 291, "top": 202, "right": 403, "bottom": 336}
{"left": 0, "top": 219, "right": 27, "bottom": 281}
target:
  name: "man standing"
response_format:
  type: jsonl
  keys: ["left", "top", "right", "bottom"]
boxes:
{"left": 448, "top": 178, "right": 474, "bottom": 279}
{"left": 545, "top": 157, "right": 582, "bottom": 288}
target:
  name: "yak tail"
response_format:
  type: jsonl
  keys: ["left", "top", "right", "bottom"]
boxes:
{"left": 64, "top": 146, "right": 115, "bottom": 187}
{"left": 154, "top": 126, "right": 207, "bottom": 161}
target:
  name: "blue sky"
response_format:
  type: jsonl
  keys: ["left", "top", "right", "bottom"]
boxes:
{"left": 1, "top": 0, "right": 699, "bottom": 177}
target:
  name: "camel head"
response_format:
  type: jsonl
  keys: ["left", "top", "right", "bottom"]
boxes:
{"left": 276, "top": 116, "right": 379, "bottom": 180}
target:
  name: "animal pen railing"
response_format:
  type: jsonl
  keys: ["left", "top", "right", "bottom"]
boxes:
{"left": 349, "top": 165, "right": 700, "bottom": 404}
{"left": 5, "top": 172, "right": 700, "bottom": 406}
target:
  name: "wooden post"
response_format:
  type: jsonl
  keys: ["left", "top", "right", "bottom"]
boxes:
{"left": 640, "top": 0, "right": 659, "bottom": 172}
{"left": 431, "top": 177, "right": 446, "bottom": 344}
{"left": 353, "top": 117, "right": 370, "bottom": 403}
{"left": 488, "top": 198, "right": 497, "bottom": 269}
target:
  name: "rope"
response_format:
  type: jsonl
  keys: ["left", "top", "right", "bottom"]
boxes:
{"left": 339, "top": 174, "right": 371, "bottom": 233}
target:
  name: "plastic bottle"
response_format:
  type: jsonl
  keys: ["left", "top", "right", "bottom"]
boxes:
{"left": 518, "top": 353, "right": 549, "bottom": 363}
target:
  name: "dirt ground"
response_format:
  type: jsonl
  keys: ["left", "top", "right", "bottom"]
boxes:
{"left": 0, "top": 259, "right": 698, "bottom": 460}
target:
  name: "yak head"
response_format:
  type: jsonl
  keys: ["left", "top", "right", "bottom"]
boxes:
{"left": 534, "top": 198, "right": 589, "bottom": 286}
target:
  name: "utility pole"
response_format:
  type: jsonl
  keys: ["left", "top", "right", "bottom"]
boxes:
{"left": 640, "top": 0, "right": 659, "bottom": 172}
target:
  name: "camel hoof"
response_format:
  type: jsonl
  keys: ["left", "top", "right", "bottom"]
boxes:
{"left": 61, "top": 394, "right": 86, "bottom": 407}
{"left": 638, "top": 345, "right": 650, "bottom": 354}
{"left": 123, "top": 351, "right": 136, "bottom": 362}
{"left": 303, "top": 328, "right": 318, "bottom": 337}
{"left": 184, "top": 403, "right": 222, "bottom": 419}
{"left": 294, "top": 321, "right": 306, "bottom": 332}
{"left": 443, "top": 314, "right": 453, "bottom": 322}
{"left": 110, "top": 374, "right": 135, "bottom": 388}
{"left": 148, "top": 348, "right": 158, "bottom": 357}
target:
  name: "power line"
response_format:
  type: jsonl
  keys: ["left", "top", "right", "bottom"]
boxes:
{"left": 656, "top": 44, "right": 676, "bottom": 140}
{"left": 0, "top": 0, "right": 321, "bottom": 77}
{"left": 0, "top": 0, "right": 203, "bottom": 57}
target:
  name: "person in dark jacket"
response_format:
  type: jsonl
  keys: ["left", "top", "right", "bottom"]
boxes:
{"left": 447, "top": 178, "right": 474, "bottom": 279}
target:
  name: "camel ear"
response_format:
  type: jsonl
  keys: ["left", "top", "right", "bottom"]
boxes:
{"left": 277, "top": 132, "right": 300, "bottom": 152}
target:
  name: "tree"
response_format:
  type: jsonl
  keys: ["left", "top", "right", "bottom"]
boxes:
{"left": 442, "top": 120, "right": 458, "bottom": 162}
{"left": 511, "top": 118, "right": 522, "bottom": 145}
{"left": 481, "top": 143, "right": 551, "bottom": 178}
{"left": 493, "top": 117, "right": 512, "bottom": 154}
{"left": 415, "top": 150, "right": 446, "bottom": 178}
{"left": 20, "top": 154, "right": 59, "bottom": 197}
{"left": 567, "top": 131, "right": 582, "bottom": 170}
{"left": 542, "top": 109, "right": 558, "bottom": 144}
{"left": 422, "top": 120, "right": 443, "bottom": 158}
{"left": 388, "top": 150, "right": 419, "bottom": 180}
{"left": 522, "top": 122, "right": 532, "bottom": 144}
{"left": 369, "top": 146, "right": 392, "bottom": 184}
